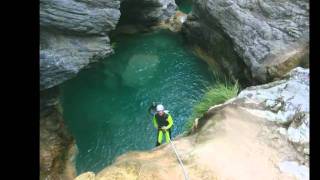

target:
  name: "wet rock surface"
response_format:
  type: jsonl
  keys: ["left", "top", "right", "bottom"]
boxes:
{"left": 40, "top": 87, "right": 77, "bottom": 180}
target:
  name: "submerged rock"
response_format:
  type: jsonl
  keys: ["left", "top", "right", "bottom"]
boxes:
{"left": 122, "top": 54, "right": 160, "bottom": 87}
{"left": 183, "top": 0, "right": 309, "bottom": 83}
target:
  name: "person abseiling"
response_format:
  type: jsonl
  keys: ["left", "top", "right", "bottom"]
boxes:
{"left": 152, "top": 104, "right": 173, "bottom": 146}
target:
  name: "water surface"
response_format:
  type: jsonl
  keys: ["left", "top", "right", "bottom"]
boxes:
{"left": 61, "top": 29, "right": 215, "bottom": 174}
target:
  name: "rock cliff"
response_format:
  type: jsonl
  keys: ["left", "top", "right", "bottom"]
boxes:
{"left": 183, "top": 0, "right": 309, "bottom": 83}
{"left": 40, "top": 87, "right": 77, "bottom": 180}
{"left": 40, "top": 0, "right": 121, "bottom": 90}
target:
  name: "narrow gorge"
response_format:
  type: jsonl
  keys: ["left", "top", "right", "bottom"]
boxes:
{"left": 40, "top": 0, "right": 309, "bottom": 179}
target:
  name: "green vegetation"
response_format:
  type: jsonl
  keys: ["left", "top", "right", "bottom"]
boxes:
{"left": 111, "top": 42, "right": 117, "bottom": 49}
{"left": 183, "top": 78, "right": 239, "bottom": 133}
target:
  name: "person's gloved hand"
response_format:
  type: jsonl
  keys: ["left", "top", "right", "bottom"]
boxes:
{"left": 161, "top": 126, "right": 167, "bottom": 130}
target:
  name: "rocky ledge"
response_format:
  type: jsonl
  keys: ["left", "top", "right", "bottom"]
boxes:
{"left": 74, "top": 67, "right": 309, "bottom": 180}
{"left": 183, "top": 0, "right": 309, "bottom": 83}
{"left": 234, "top": 67, "right": 309, "bottom": 158}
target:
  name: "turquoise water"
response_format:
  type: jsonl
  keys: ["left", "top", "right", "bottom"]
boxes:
{"left": 176, "top": 0, "right": 193, "bottom": 13}
{"left": 60, "top": 29, "right": 215, "bottom": 174}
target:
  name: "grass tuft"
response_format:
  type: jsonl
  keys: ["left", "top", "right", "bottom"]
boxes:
{"left": 183, "top": 79, "right": 239, "bottom": 133}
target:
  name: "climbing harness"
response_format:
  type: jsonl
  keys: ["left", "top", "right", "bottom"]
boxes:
{"left": 169, "top": 138, "right": 190, "bottom": 180}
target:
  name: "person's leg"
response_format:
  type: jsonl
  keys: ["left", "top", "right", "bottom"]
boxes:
{"left": 156, "top": 141, "right": 160, "bottom": 146}
{"left": 157, "top": 130, "right": 163, "bottom": 145}
{"left": 165, "top": 130, "right": 170, "bottom": 143}
{"left": 156, "top": 130, "right": 160, "bottom": 146}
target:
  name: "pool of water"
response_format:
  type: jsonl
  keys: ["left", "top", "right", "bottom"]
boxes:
{"left": 176, "top": 0, "right": 193, "bottom": 13}
{"left": 60, "top": 29, "right": 216, "bottom": 174}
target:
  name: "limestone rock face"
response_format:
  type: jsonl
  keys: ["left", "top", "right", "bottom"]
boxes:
{"left": 119, "top": 0, "right": 177, "bottom": 25}
{"left": 40, "top": 87, "right": 77, "bottom": 180}
{"left": 279, "top": 161, "right": 309, "bottom": 180}
{"left": 40, "top": 0, "right": 121, "bottom": 90}
{"left": 157, "top": 11, "right": 188, "bottom": 32}
{"left": 183, "top": 0, "right": 309, "bottom": 83}
{"left": 74, "top": 172, "right": 95, "bottom": 180}
{"left": 236, "top": 67, "right": 309, "bottom": 157}
{"left": 40, "top": 1, "right": 121, "bottom": 179}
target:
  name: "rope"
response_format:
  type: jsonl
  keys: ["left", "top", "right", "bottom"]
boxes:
{"left": 169, "top": 139, "right": 190, "bottom": 180}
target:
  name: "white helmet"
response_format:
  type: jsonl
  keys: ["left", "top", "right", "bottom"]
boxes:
{"left": 156, "top": 104, "right": 165, "bottom": 111}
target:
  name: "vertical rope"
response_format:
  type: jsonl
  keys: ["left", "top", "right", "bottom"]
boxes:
{"left": 169, "top": 139, "right": 189, "bottom": 180}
